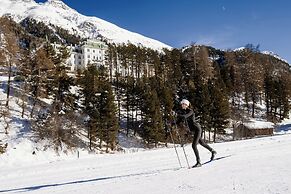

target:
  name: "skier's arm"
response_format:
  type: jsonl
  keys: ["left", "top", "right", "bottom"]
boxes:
{"left": 171, "top": 109, "right": 182, "bottom": 124}
{"left": 179, "top": 109, "right": 194, "bottom": 119}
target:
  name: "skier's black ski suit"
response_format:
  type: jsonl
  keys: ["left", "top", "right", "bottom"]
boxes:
{"left": 176, "top": 107, "right": 214, "bottom": 164}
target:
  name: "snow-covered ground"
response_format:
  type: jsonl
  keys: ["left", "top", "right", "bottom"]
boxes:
{"left": 0, "top": 133, "right": 291, "bottom": 194}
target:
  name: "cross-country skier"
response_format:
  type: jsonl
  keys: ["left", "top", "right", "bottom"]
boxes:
{"left": 175, "top": 99, "right": 217, "bottom": 168}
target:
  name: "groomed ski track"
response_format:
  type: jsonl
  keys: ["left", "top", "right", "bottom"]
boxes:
{"left": 1, "top": 134, "right": 291, "bottom": 194}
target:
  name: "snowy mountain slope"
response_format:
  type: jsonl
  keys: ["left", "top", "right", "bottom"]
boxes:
{"left": 1, "top": 133, "right": 291, "bottom": 194}
{"left": 0, "top": 0, "right": 172, "bottom": 51}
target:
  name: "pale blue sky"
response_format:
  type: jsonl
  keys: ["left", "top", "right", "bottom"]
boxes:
{"left": 36, "top": 0, "right": 291, "bottom": 63}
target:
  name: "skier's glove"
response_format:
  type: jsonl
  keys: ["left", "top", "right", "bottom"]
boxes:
{"left": 171, "top": 110, "right": 177, "bottom": 116}
{"left": 165, "top": 122, "right": 173, "bottom": 133}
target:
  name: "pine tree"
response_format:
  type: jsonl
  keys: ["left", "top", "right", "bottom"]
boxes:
{"left": 263, "top": 55, "right": 291, "bottom": 121}
{"left": 80, "top": 65, "right": 100, "bottom": 150}
{"left": 159, "top": 84, "right": 174, "bottom": 144}
{"left": 141, "top": 85, "right": 163, "bottom": 146}
{"left": 98, "top": 81, "right": 118, "bottom": 152}
{"left": 0, "top": 17, "right": 20, "bottom": 107}
{"left": 277, "top": 79, "right": 289, "bottom": 120}
{"left": 31, "top": 42, "right": 77, "bottom": 151}
{"left": 29, "top": 47, "right": 54, "bottom": 117}
{"left": 80, "top": 65, "right": 118, "bottom": 151}
{"left": 133, "top": 78, "right": 146, "bottom": 136}
{"left": 237, "top": 45, "right": 264, "bottom": 117}
{"left": 166, "top": 48, "right": 183, "bottom": 90}
{"left": 18, "top": 47, "right": 34, "bottom": 118}
{"left": 208, "top": 79, "right": 230, "bottom": 142}
{"left": 193, "top": 82, "right": 212, "bottom": 140}
{"left": 123, "top": 76, "right": 135, "bottom": 136}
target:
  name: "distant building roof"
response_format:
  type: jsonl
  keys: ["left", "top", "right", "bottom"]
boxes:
{"left": 242, "top": 121, "right": 274, "bottom": 129}
{"left": 81, "top": 39, "right": 108, "bottom": 49}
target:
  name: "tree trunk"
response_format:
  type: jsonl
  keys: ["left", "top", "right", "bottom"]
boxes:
{"left": 252, "top": 94, "right": 256, "bottom": 118}
{"left": 30, "top": 98, "right": 37, "bottom": 118}
{"left": 5, "top": 62, "right": 12, "bottom": 107}
{"left": 213, "top": 128, "right": 217, "bottom": 143}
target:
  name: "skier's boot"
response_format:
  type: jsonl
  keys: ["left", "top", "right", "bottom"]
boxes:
{"left": 192, "top": 162, "right": 202, "bottom": 168}
{"left": 210, "top": 150, "right": 217, "bottom": 161}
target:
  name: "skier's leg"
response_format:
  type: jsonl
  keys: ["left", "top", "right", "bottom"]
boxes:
{"left": 198, "top": 138, "right": 213, "bottom": 152}
{"left": 192, "top": 129, "right": 201, "bottom": 164}
{"left": 193, "top": 123, "right": 213, "bottom": 152}
{"left": 194, "top": 123, "right": 217, "bottom": 161}
{"left": 198, "top": 137, "right": 217, "bottom": 160}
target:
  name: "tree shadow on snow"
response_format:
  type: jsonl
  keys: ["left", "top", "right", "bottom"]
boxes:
{"left": 0, "top": 167, "right": 180, "bottom": 193}
{"left": 275, "top": 124, "right": 291, "bottom": 132}
{"left": 0, "top": 177, "right": 113, "bottom": 193}
{"left": 10, "top": 116, "right": 32, "bottom": 138}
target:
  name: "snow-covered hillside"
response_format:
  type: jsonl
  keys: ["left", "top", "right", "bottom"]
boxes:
{"left": 0, "top": 0, "right": 171, "bottom": 51}
{"left": 1, "top": 132, "right": 291, "bottom": 194}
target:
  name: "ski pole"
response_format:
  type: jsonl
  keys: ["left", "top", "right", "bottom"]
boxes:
{"left": 173, "top": 118, "right": 190, "bottom": 169}
{"left": 168, "top": 129, "right": 182, "bottom": 168}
